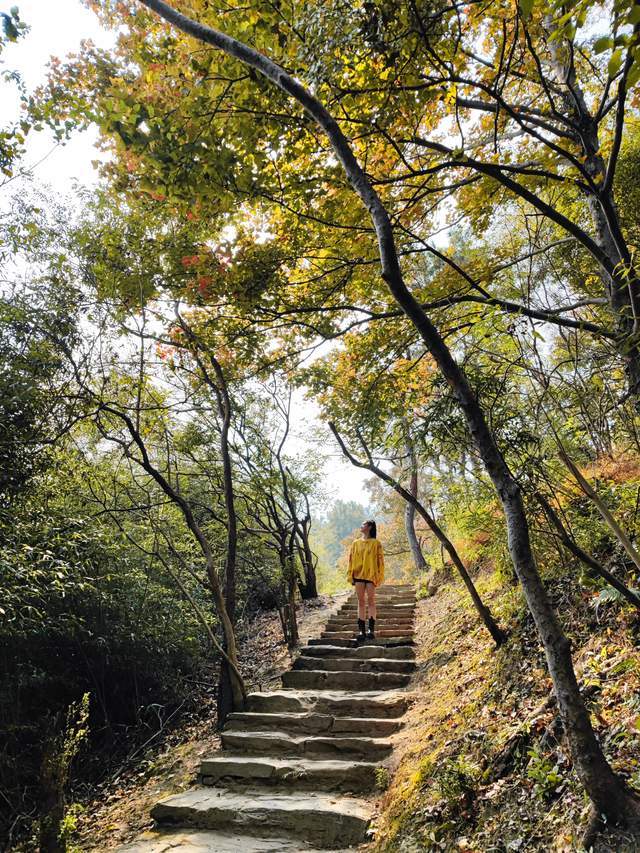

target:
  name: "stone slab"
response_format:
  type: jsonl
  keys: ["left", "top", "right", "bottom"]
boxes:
{"left": 150, "top": 787, "right": 371, "bottom": 848}
{"left": 300, "top": 644, "right": 415, "bottom": 660}
{"left": 199, "top": 755, "right": 380, "bottom": 793}
{"left": 339, "top": 604, "right": 416, "bottom": 612}
{"left": 307, "top": 637, "right": 414, "bottom": 649}
{"left": 282, "top": 669, "right": 411, "bottom": 691}
{"left": 320, "top": 626, "right": 412, "bottom": 640}
{"left": 225, "top": 710, "right": 399, "bottom": 737}
{"left": 221, "top": 729, "right": 393, "bottom": 760}
{"left": 293, "top": 655, "right": 416, "bottom": 674}
{"left": 246, "top": 689, "right": 409, "bottom": 718}
{"left": 119, "top": 829, "right": 330, "bottom": 852}
{"left": 329, "top": 623, "right": 415, "bottom": 629}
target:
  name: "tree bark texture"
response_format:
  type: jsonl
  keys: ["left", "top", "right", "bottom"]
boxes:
{"left": 210, "top": 355, "right": 238, "bottom": 625}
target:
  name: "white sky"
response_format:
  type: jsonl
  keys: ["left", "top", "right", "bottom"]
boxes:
{"left": 3, "top": 0, "right": 371, "bottom": 508}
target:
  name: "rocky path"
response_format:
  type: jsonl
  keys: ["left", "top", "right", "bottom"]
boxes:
{"left": 121, "top": 583, "right": 416, "bottom": 852}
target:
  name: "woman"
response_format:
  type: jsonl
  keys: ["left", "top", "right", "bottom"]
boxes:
{"left": 347, "top": 519, "right": 385, "bottom": 641}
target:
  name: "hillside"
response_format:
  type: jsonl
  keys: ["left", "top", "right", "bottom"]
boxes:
{"left": 373, "top": 571, "right": 640, "bottom": 852}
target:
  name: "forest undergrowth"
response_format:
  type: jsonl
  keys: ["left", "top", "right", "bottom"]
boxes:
{"left": 372, "top": 569, "right": 640, "bottom": 853}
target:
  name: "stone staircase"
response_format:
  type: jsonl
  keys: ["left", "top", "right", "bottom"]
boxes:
{"left": 121, "top": 583, "right": 416, "bottom": 852}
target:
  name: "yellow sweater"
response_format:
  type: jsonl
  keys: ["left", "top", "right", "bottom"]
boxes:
{"left": 347, "top": 538, "right": 385, "bottom": 587}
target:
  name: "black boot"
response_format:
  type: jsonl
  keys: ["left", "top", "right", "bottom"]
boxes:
{"left": 367, "top": 617, "right": 375, "bottom": 640}
{"left": 357, "top": 618, "right": 366, "bottom": 642}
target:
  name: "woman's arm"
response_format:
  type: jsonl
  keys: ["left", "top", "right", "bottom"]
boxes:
{"left": 347, "top": 541, "right": 354, "bottom": 585}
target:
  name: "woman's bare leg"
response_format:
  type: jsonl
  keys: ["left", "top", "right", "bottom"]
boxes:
{"left": 356, "top": 582, "right": 366, "bottom": 620}
{"left": 366, "top": 583, "right": 376, "bottom": 620}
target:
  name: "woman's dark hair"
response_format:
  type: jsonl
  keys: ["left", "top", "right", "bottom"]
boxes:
{"left": 366, "top": 520, "right": 377, "bottom": 539}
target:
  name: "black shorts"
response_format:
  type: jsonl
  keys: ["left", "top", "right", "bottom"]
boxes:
{"left": 353, "top": 577, "right": 374, "bottom": 585}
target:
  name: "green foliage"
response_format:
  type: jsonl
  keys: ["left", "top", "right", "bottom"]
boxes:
{"left": 375, "top": 766, "right": 391, "bottom": 791}
{"left": 0, "top": 450, "right": 213, "bottom": 843}
{"left": 525, "top": 746, "right": 564, "bottom": 799}
{"left": 434, "top": 757, "right": 480, "bottom": 806}
{"left": 60, "top": 802, "right": 85, "bottom": 852}
{"left": 1, "top": 6, "right": 29, "bottom": 177}
{"left": 592, "top": 584, "right": 640, "bottom": 613}
{"left": 0, "top": 281, "right": 78, "bottom": 504}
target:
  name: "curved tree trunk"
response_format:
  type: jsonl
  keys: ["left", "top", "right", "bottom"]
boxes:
{"left": 171, "top": 319, "right": 241, "bottom": 725}
{"left": 135, "top": 0, "right": 640, "bottom": 828}
{"left": 212, "top": 354, "right": 237, "bottom": 625}
{"left": 279, "top": 529, "right": 299, "bottom": 647}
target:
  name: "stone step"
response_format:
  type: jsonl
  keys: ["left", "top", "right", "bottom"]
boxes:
{"left": 339, "top": 603, "right": 415, "bottom": 610}
{"left": 347, "top": 589, "right": 414, "bottom": 595}
{"left": 221, "top": 729, "right": 393, "bottom": 760}
{"left": 325, "top": 619, "right": 414, "bottom": 630}
{"left": 225, "top": 711, "right": 400, "bottom": 737}
{"left": 330, "top": 613, "right": 413, "bottom": 621}
{"left": 321, "top": 622, "right": 413, "bottom": 639}
{"left": 119, "top": 828, "right": 328, "bottom": 852}
{"left": 307, "top": 637, "right": 414, "bottom": 648}
{"left": 321, "top": 629, "right": 414, "bottom": 640}
{"left": 320, "top": 622, "right": 413, "bottom": 639}
{"left": 199, "top": 755, "right": 380, "bottom": 794}
{"left": 342, "top": 593, "right": 418, "bottom": 607}
{"left": 342, "top": 606, "right": 414, "bottom": 613}
{"left": 247, "top": 689, "right": 408, "bottom": 718}
{"left": 300, "top": 644, "right": 415, "bottom": 660}
{"left": 293, "top": 655, "right": 416, "bottom": 674}
{"left": 282, "top": 669, "right": 412, "bottom": 692}
{"left": 335, "top": 613, "right": 415, "bottom": 621}
{"left": 151, "top": 787, "right": 371, "bottom": 848}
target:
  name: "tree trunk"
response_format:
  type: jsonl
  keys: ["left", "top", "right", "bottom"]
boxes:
{"left": 286, "top": 534, "right": 299, "bottom": 646}
{"left": 207, "top": 356, "right": 239, "bottom": 726}
{"left": 134, "top": 0, "right": 640, "bottom": 828}
{"left": 296, "top": 517, "right": 319, "bottom": 599}
{"left": 405, "top": 501, "right": 427, "bottom": 571}
{"left": 210, "top": 355, "right": 237, "bottom": 624}
{"left": 403, "top": 432, "right": 428, "bottom": 572}
{"left": 385, "top": 294, "right": 638, "bottom": 820}
{"left": 217, "top": 657, "right": 234, "bottom": 728}
{"left": 277, "top": 532, "right": 299, "bottom": 646}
